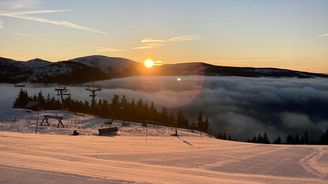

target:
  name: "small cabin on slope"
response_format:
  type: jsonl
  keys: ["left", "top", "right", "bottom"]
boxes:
{"left": 98, "top": 127, "right": 118, "bottom": 136}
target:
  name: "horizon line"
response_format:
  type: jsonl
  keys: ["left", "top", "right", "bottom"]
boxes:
{"left": 0, "top": 55, "right": 327, "bottom": 75}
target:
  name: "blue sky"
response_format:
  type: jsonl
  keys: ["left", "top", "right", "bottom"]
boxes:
{"left": 0, "top": 0, "right": 327, "bottom": 72}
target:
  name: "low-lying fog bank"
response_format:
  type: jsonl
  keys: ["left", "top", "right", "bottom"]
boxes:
{"left": 1, "top": 76, "right": 328, "bottom": 140}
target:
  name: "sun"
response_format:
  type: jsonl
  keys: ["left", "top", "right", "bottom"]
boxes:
{"left": 144, "top": 59, "right": 154, "bottom": 68}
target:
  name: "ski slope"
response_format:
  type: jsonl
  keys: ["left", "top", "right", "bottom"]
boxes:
{"left": 0, "top": 134, "right": 327, "bottom": 183}
{"left": 0, "top": 109, "right": 327, "bottom": 183}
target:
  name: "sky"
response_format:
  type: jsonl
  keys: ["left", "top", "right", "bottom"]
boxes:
{"left": 0, "top": 0, "right": 327, "bottom": 73}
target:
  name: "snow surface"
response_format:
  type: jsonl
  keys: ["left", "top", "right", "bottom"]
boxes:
{"left": 0, "top": 109, "right": 327, "bottom": 184}
{"left": 31, "top": 63, "right": 74, "bottom": 77}
{"left": 0, "top": 109, "right": 200, "bottom": 136}
{"left": 0, "top": 165, "right": 132, "bottom": 184}
{"left": 70, "top": 55, "right": 138, "bottom": 73}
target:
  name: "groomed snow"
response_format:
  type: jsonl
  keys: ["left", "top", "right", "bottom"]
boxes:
{"left": 0, "top": 109, "right": 327, "bottom": 183}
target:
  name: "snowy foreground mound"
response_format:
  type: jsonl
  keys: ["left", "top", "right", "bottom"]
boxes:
{"left": 0, "top": 109, "right": 327, "bottom": 184}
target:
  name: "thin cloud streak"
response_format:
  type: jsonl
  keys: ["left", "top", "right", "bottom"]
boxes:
{"left": 137, "top": 34, "right": 203, "bottom": 50}
{"left": 168, "top": 34, "right": 203, "bottom": 42}
{"left": 11, "top": 32, "right": 31, "bottom": 37}
{"left": 0, "top": 10, "right": 70, "bottom": 16}
{"left": 0, "top": 10, "right": 107, "bottom": 34}
{"left": 141, "top": 39, "right": 168, "bottom": 43}
{"left": 132, "top": 43, "right": 165, "bottom": 50}
{"left": 318, "top": 33, "right": 328, "bottom": 38}
{"left": 132, "top": 45, "right": 154, "bottom": 50}
{"left": 141, "top": 34, "right": 203, "bottom": 44}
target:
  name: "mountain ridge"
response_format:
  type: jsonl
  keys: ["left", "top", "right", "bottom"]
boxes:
{"left": 0, "top": 55, "right": 327, "bottom": 83}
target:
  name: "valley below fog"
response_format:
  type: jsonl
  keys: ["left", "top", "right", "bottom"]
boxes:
{"left": 1, "top": 76, "right": 328, "bottom": 141}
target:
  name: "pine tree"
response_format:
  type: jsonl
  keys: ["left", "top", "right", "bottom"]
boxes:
{"left": 286, "top": 134, "right": 294, "bottom": 144}
{"left": 190, "top": 121, "right": 196, "bottom": 131}
{"left": 304, "top": 131, "right": 309, "bottom": 144}
{"left": 251, "top": 135, "right": 256, "bottom": 143}
{"left": 257, "top": 133, "right": 262, "bottom": 143}
{"left": 177, "top": 110, "right": 183, "bottom": 128}
{"left": 204, "top": 116, "right": 209, "bottom": 133}
{"left": 128, "top": 99, "right": 136, "bottom": 120}
{"left": 273, "top": 136, "right": 282, "bottom": 144}
{"left": 295, "top": 134, "right": 300, "bottom": 144}
{"left": 143, "top": 103, "right": 150, "bottom": 120}
{"left": 159, "top": 107, "right": 168, "bottom": 125}
{"left": 177, "top": 110, "right": 188, "bottom": 128}
{"left": 13, "top": 89, "right": 30, "bottom": 108}
{"left": 263, "top": 132, "right": 270, "bottom": 144}
{"left": 197, "top": 111, "right": 203, "bottom": 131}
{"left": 319, "top": 128, "right": 328, "bottom": 145}
{"left": 136, "top": 99, "right": 144, "bottom": 120}
{"left": 99, "top": 99, "right": 110, "bottom": 118}
{"left": 111, "top": 95, "right": 120, "bottom": 118}
{"left": 37, "top": 91, "right": 46, "bottom": 109}
{"left": 168, "top": 113, "right": 176, "bottom": 127}
{"left": 149, "top": 102, "right": 157, "bottom": 121}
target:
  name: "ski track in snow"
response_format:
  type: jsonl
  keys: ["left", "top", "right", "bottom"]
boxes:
{"left": 299, "top": 147, "right": 328, "bottom": 180}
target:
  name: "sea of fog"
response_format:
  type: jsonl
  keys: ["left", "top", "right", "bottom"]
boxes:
{"left": 1, "top": 76, "right": 328, "bottom": 141}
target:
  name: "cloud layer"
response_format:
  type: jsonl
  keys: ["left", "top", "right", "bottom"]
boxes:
{"left": 1, "top": 76, "right": 327, "bottom": 141}
{"left": 90, "top": 76, "right": 328, "bottom": 141}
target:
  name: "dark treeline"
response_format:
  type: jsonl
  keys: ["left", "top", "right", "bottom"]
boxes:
{"left": 215, "top": 133, "right": 232, "bottom": 141}
{"left": 247, "top": 131, "right": 328, "bottom": 145}
{"left": 249, "top": 132, "right": 270, "bottom": 144}
{"left": 13, "top": 90, "right": 210, "bottom": 133}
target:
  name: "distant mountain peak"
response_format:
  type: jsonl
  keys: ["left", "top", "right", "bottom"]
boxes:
{"left": 69, "top": 55, "right": 140, "bottom": 74}
{"left": 27, "top": 58, "right": 50, "bottom": 62}
{"left": 26, "top": 58, "right": 51, "bottom": 68}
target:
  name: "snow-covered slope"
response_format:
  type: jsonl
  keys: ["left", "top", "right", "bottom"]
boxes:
{"left": 69, "top": 55, "right": 140, "bottom": 74}
{"left": 0, "top": 109, "right": 203, "bottom": 136}
{"left": 30, "top": 61, "right": 108, "bottom": 83}
{"left": 0, "top": 130, "right": 327, "bottom": 184}
{"left": 26, "top": 58, "right": 51, "bottom": 68}
{"left": 0, "top": 57, "right": 31, "bottom": 82}
{"left": 0, "top": 109, "right": 327, "bottom": 183}
{"left": 0, "top": 56, "right": 138, "bottom": 83}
